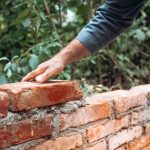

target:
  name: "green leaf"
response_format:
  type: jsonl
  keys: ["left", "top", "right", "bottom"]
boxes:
{"left": 0, "top": 73, "right": 8, "bottom": 84}
{"left": 43, "top": 48, "right": 51, "bottom": 56}
{"left": 29, "top": 54, "right": 39, "bottom": 70}
{"left": 4, "top": 62, "right": 11, "bottom": 72}
{"left": 11, "top": 63, "right": 17, "bottom": 72}
{"left": 90, "top": 59, "right": 96, "bottom": 64}
{"left": 12, "top": 55, "right": 19, "bottom": 62}
{"left": 134, "top": 29, "right": 145, "bottom": 41}
{"left": 21, "top": 65, "right": 30, "bottom": 74}
{"left": 7, "top": 69, "right": 12, "bottom": 78}
{"left": 17, "top": 67, "right": 21, "bottom": 73}
{"left": 0, "top": 57, "right": 9, "bottom": 62}
{"left": 39, "top": 12, "right": 46, "bottom": 20}
{"left": 22, "top": 18, "right": 31, "bottom": 28}
{"left": 146, "top": 31, "right": 150, "bottom": 37}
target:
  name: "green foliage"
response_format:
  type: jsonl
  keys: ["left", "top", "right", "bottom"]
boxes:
{"left": 0, "top": 0, "right": 149, "bottom": 92}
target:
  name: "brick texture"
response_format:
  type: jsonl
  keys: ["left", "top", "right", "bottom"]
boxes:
{"left": 87, "top": 115, "right": 130, "bottom": 143}
{"left": 142, "top": 145, "right": 150, "bottom": 150}
{"left": 30, "top": 133, "right": 83, "bottom": 150}
{"left": 131, "top": 109, "right": 150, "bottom": 125}
{"left": 145, "top": 122, "right": 150, "bottom": 134}
{"left": 86, "top": 140, "right": 107, "bottom": 150}
{"left": 108, "top": 126, "right": 143, "bottom": 150}
{"left": 128, "top": 134, "right": 150, "bottom": 150}
{"left": 60, "top": 101, "right": 111, "bottom": 131}
{"left": 0, "top": 81, "right": 83, "bottom": 111}
{"left": 0, "top": 115, "right": 52, "bottom": 149}
{"left": 0, "top": 82, "right": 149, "bottom": 150}
{"left": 0, "top": 91, "right": 9, "bottom": 118}
{"left": 86, "top": 90, "right": 128, "bottom": 104}
{"left": 113, "top": 92, "right": 147, "bottom": 114}
{"left": 130, "top": 84, "right": 150, "bottom": 100}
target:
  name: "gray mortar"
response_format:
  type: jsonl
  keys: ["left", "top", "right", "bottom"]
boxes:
{"left": 52, "top": 115, "right": 61, "bottom": 138}
{"left": 0, "top": 98, "right": 86, "bottom": 127}
{"left": 44, "top": 97, "right": 87, "bottom": 114}
{"left": 58, "top": 98, "right": 87, "bottom": 113}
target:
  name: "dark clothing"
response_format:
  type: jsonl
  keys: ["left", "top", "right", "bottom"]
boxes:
{"left": 76, "top": 0, "right": 146, "bottom": 53}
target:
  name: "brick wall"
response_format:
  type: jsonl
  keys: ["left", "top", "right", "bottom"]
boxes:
{"left": 0, "top": 81, "right": 150, "bottom": 150}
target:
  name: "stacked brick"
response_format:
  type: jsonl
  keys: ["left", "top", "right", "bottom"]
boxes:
{"left": 0, "top": 81, "right": 150, "bottom": 150}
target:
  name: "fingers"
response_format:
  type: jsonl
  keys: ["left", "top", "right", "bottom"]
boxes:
{"left": 21, "top": 67, "right": 46, "bottom": 82}
{"left": 35, "top": 66, "right": 63, "bottom": 83}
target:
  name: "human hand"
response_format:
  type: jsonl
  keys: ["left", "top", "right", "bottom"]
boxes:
{"left": 21, "top": 55, "right": 65, "bottom": 83}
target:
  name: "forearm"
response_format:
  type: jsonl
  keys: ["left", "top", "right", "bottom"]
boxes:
{"left": 55, "top": 39, "right": 91, "bottom": 66}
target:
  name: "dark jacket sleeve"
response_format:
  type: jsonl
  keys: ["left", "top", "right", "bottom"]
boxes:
{"left": 76, "top": 0, "right": 146, "bottom": 53}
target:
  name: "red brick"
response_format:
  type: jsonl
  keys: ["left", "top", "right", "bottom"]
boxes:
{"left": 0, "top": 92, "right": 9, "bottom": 118}
{"left": 30, "top": 133, "right": 83, "bottom": 150}
{"left": 60, "top": 101, "right": 111, "bottom": 131}
{"left": 0, "top": 115, "right": 52, "bottom": 149}
{"left": 145, "top": 122, "right": 150, "bottom": 134}
{"left": 131, "top": 109, "right": 150, "bottom": 125}
{"left": 128, "top": 134, "right": 150, "bottom": 150}
{"left": 142, "top": 145, "right": 150, "bottom": 150}
{"left": 86, "top": 90, "right": 128, "bottom": 104}
{"left": 130, "top": 84, "right": 150, "bottom": 100}
{"left": 0, "top": 81, "right": 83, "bottom": 111}
{"left": 87, "top": 115, "right": 130, "bottom": 143}
{"left": 113, "top": 92, "right": 147, "bottom": 114}
{"left": 86, "top": 140, "right": 107, "bottom": 150}
{"left": 86, "top": 90, "right": 147, "bottom": 114}
{"left": 108, "top": 126, "right": 143, "bottom": 150}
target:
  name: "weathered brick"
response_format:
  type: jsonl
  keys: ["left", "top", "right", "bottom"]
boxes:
{"left": 60, "top": 101, "right": 111, "bottom": 131}
{"left": 86, "top": 90, "right": 147, "bottom": 114}
{"left": 131, "top": 109, "right": 150, "bottom": 125}
{"left": 142, "top": 145, "right": 150, "bottom": 150}
{"left": 0, "top": 81, "right": 83, "bottom": 111}
{"left": 128, "top": 134, "right": 150, "bottom": 150}
{"left": 0, "top": 115, "right": 52, "bottom": 149}
{"left": 130, "top": 84, "right": 150, "bottom": 100}
{"left": 108, "top": 126, "right": 143, "bottom": 150}
{"left": 30, "top": 133, "right": 83, "bottom": 150}
{"left": 0, "top": 91, "right": 9, "bottom": 118}
{"left": 87, "top": 115, "right": 130, "bottom": 143}
{"left": 86, "top": 90, "right": 128, "bottom": 104}
{"left": 113, "top": 92, "right": 147, "bottom": 114}
{"left": 145, "top": 122, "right": 150, "bottom": 134}
{"left": 86, "top": 140, "right": 107, "bottom": 150}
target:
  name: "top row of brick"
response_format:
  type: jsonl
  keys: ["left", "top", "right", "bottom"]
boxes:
{"left": 0, "top": 81, "right": 83, "bottom": 112}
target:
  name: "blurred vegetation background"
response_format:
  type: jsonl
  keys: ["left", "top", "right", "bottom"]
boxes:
{"left": 0, "top": 0, "right": 150, "bottom": 94}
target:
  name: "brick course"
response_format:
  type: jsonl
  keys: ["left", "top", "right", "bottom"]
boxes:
{"left": 0, "top": 115, "right": 52, "bottom": 149}
{"left": 108, "top": 126, "right": 143, "bottom": 150}
{"left": 60, "top": 101, "right": 111, "bottom": 131}
{"left": 0, "top": 81, "right": 83, "bottom": 111}
{"left": 87, "top": 115, "right": 130, "bottom": 143}
{"left": 0, "top": 82, "right": 149, "bottom": 150}
{"left": 30, "top": 133, "right": 83, "bottom": 150}
{"left": 0, "top": 91, "right": 9, "bottom": 117}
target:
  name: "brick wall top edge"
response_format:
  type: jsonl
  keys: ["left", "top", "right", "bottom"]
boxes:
{"left": 0, "top": 80, "right": 83, "bottom": 111}
{"left": 130, "top": 84, "right": 150, "bottom": 99}
{"left": 0, "top": 80, "right": 78, "bottom": 93}
{"left": 86, "top": 90, "right": 129, "bottom": 104}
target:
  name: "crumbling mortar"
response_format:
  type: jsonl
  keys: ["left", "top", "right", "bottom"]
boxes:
{"left": 109, "top": 99, "right": 116, "bottom": 120}
{"left": 116, "top": 105, "right": 146, "bottom": 119}
{"left": 51, "top": 114, "right": 61, "bottom": 138}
